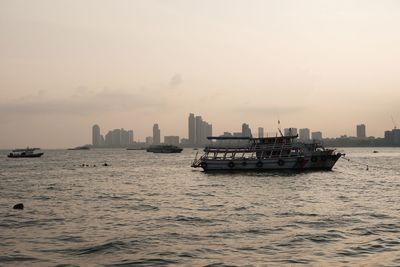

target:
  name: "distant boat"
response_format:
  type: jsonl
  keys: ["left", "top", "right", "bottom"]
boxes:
{"left": 126, "top": 147, "right": 146, "bottom": 150}
{"left": 373, "top": 150, "right": 379, "bottom": 153}
{"left": 8, "top": 148, "right": 44, "bottom": 158}
{"left": 68, "top": 145, "right": 91, "bottom": 150}
{"left": 146, "top": 145, "right": 183, "bottom": 153}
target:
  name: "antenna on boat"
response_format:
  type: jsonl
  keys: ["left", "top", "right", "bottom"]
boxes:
{"left": 391, "top": 115, "right": 397, "bottom": 129}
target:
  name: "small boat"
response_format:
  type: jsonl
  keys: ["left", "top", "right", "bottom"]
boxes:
{"left": 68, "top": 146, "right": 90, "bottom": 150}
{"left": 8, "top": 148, "right": 44, "bottom": 158}
{"left": 191, "top": 135, "right": 344, "bottom": 171}
{"left": 373, "top": 150, "right": 379, "bottom": 153}
{"left": 146, "top": 145, "right": 183, "bottom": 153}
{"left": 126, "top": 147, "right": 146, "bottom": 150}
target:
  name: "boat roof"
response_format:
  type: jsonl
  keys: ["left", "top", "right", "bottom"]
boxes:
{"left": 207, "top": 135, "right": 298, "bottom": 140}
{"left": 12, "top": 148, "right": 40, "bottom": 152}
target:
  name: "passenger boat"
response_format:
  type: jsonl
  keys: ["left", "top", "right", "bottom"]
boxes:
{"left": 8, "top": 148, "right": 44, "bottom": 158}
{"left": 191, "top": 135, "right": 344, "bottom": 171}
{"left": 146, "top": 145, "right": 183, "bottom": 153}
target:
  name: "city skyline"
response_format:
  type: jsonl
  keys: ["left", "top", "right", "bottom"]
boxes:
{"left": 89, "top": 116, "right": 398, "bottom": 149}
{"left": 1, "top": 1, "right": 400, "bottom": 148}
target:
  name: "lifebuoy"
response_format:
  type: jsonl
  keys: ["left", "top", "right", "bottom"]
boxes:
{"left": 311, "top": 156, "right": 318, "bottom": 162}
{"left": 278, "top": 159, "right": 285, "bottom": 166}
{"left": 256, "top": 161, "right": 263, "bottom": 168}
{"left": 228, "top": 161, "right": 235, "bottom": 168}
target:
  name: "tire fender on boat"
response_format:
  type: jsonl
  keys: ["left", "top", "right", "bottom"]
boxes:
{"left": 256, "top": 161, "right": 263, "bottom": 168}
{"left": 320, "top": 155, "right": 327, "bottom": 162}
{"left": 228, "top": 161, "right": 235, "bottom": 168}
{"left": 278, "top": 159, "right": 285, "bottom": 166}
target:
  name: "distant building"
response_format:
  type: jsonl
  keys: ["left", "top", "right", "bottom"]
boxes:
{"left": 284, "top": 128, "right": 298, "bottom": 137}
{"left": 145, "top": 136, "right": 153, "bottom": 144}
{"left": 242, "top": 123, "right": 252, "bottom": 137}
{"left": 92, "top": 124, "right": 101, "bottom": 147}
{"left": 258, "top": 127, "right": 264, "bottom": 138}
{"left": 393, "top": 129, "right": 400, "bottom": 145}
{"left": 153, "top": 124, "right": 161, "bottom": 145}
{"left": 188, "top": 113, "right": 195, "bottom": 146}
{"left": 190, "top": 114, "right": 212, "bottom": 146}
{"left": 299, "top": 128, "right": 310, "bottom": 141}
{"left": 164, "top": 136, "right": 180, "bottom": 146}
{"left": 128, "top": 130, "right": 134, "bottom": 144}
{"left": 311, "top": 131, "right": 323, "bottom": 140}
{"left": 195, "top": 116, "right": 203, "bottom": 146}
{"left": 356, "top": 124, "right": 366, "bottom": 138}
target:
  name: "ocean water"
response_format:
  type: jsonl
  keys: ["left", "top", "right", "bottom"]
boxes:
{"left": 1, "top": 147, "right": 400, "bottom": 266}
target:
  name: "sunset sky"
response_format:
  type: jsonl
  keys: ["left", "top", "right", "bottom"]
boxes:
{"left": 1, "top": 0, "right": 400, "bottom": 148}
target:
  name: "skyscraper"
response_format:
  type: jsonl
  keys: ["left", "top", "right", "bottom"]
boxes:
{"left": 92, "top": 124, "right": 101, "bottom": 147}
{"left": 153, "top": 124, "right": 161, "bottom": 145}
{"left": 188, "top": 113, "right": 195, "bottom": 146}
{"left": 258, "top": 127, "right": 264, "bottom": 138}
{"left": 195, "top": 116, "right": 203, "bottom": 146}
{"left": 356, "top": 124, "right": 366, "bottom": 138}
{"left": 299, "top": 128, "right": 310, "bottom": 141}
{"left": 242, "top": 123, "right": 252, "bottom": 137}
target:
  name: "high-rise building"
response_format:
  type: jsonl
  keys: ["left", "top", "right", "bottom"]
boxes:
{"left": 164, "top": 136, "right": 180, "bottom": 146}
{"left": 258, "top": 127, "right": 264, "bottom": 138}
{"left": 128, "top": 130, "right": 134, "bottom": 144}
{"left": 153, "top": 124, "right": 161, "bottom": 145}
{"left": 299, "top": 128, "right": 310, "bottom": 141}
{"left": 188, "top": 113, "right": 195, "bottom": 146}
{"left": 92, "top": 124, "right": 101, "bottom": 147}
{"left": 311, "top": 131, "right": 323, "bottom": 140}
{"left": 356, "top": 124, "right": 366, "bottom": 138}
{"left": 195, "top": 116, "right": 203, "bottom": 146}
{"left": 187, "top": 113, "right": 212, "bottom": 147}
{"left": 111, "top": 129, "right": 121, "bottom": 146}
{"left": 242, "top": 123, "right": 252, "bottom": 137}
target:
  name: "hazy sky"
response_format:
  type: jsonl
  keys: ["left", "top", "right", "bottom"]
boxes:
{"left": 1, "top": 0, "right": 400, "bottom": 148}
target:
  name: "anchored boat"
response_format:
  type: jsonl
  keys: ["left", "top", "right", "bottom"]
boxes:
{"left": 191, "top": 135, "right": 344, "bottom": 171}
{"left": 146, "top": 145, "right": 183, "bottom": 153}
{"left": 8, "top": 148, "right": 44, "bottom": 158}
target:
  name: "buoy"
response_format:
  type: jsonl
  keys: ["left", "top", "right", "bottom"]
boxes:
{"left": 103, "top": 162, "right": 109, "bottom": 166}
{"left": 13, "top": 203, "right": 24, "bottom": 210}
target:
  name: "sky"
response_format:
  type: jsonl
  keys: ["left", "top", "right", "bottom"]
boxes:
{"left": 1, "top": 0, "right": 400, "bottom": 148}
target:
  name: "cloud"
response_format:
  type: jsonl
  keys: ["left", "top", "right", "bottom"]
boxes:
{"left": 233, "top": 105, "right": 308, "bottom": 115}
{"left": 0, "top": 89, "right": 164, "bottom": 118}
{"left": 169, "top": 73, "right": 182, "bottom": 88}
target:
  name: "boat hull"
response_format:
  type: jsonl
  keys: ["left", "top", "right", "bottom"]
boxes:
{"left": 198, "top": 154, "right": 341, "bottom": 172}
{"left": 8, "top": 153, "right": 44, "bottom": 158}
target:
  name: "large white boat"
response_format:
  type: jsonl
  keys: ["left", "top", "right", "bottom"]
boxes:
{"left": 191, "top": 135, "right": 344, "bottom": 171}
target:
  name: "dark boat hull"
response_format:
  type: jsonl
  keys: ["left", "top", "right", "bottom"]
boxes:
{"left": 8, "top": 153, "right": 44, "bottom": 158}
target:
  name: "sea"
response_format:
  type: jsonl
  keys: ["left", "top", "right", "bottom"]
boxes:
{"left": 1, "top": 147, "right": 400, "bottom": 266}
